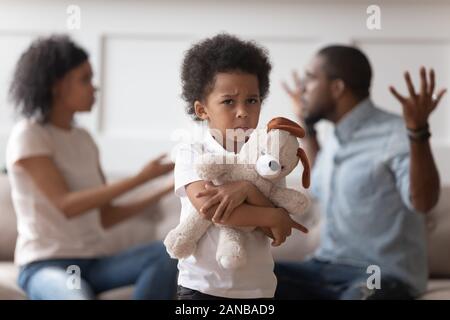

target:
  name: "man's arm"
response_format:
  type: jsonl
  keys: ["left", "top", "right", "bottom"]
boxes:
{"left": 390, "top": 67, "right": 446, "bottom": 213}
{"left": 409, "top": 141, "right": 440, "bottom": 212}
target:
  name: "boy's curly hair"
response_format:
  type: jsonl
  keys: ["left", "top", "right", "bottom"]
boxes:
{"left": 181, "top": 33, "right": 272, "bottom": 121}
{"left": 9, "top": 35, "right": 88, "bottom": 123}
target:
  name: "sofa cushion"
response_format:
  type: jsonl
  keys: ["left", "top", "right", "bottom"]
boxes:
{"left": 426, "top": 186, "right": 450, "bottom": 277}
{"left": 0, "top": 175, "right": 17, "bottom": 261}
{"left": 100, "top": 175, "right": 177, "bottom": 255}
{"left": 0, "top": 262, "right": 25, "bottom": 300}
{"left": 420, "top": 279, "right": 450, "bottom": 300}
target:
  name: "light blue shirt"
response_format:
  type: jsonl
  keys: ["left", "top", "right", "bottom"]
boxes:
{"left": 311, "top": 98, "right": 428, "bottom": 296}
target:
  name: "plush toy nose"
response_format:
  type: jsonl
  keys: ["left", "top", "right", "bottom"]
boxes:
{"left": 256, "top": 154, "right": 281, "bottom": 179}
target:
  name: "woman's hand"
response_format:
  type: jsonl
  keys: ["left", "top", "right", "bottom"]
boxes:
{"left": 195, "top": 181, "right": 251, "bottom": 223}
{"left": 136, "top": 154, "right": 174, "bottom": 183}
{"left": 100, "top": 178, "right": 175, "bottom": 229}
{"left": 389, "top": 67, "right": 447, "bottom": 130}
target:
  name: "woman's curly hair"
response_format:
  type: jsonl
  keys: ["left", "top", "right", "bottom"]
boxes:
{"left": 181, "top": 33, "right": 272, "bottom": 121}
{"left": 9, "top": 35, "right": 88, "bottom": 123}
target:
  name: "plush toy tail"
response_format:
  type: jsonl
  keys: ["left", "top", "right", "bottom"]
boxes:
{"left": 297, "top": 147, "right": 310, "bottom": 188}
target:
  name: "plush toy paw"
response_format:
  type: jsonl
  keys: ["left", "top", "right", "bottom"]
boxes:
{"left": 290, "top": 193, "right": 310, "bottom": 215}
{"left": 164, "top": 229, "right": 197, "bottom": 259}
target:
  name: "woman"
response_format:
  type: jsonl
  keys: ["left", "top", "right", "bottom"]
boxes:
{"left": 6, "top": 35, "right": 178, "bottom": 300}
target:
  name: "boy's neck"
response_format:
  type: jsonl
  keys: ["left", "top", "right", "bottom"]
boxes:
{"left": 208, "top": 128, "right": 251, "bottom": 154}
{"left": 222, "top": 138, "right": 249, "bottom": 154}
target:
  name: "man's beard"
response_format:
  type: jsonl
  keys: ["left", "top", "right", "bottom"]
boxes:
{"left": 304, "top": 112, "right": 322, "bottom": 127}
{"left": 303, "top": 99, "right": 334, "bottom": 126}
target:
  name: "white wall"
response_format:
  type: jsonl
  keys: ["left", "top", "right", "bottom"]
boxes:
{"left": 1, "top": 0, "right": 449, "bottom": 183}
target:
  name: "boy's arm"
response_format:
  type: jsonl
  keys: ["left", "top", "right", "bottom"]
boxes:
{"left": 196, "top": 180, "right": 274, "bottom": 215}
{"left": 185, "top": 181, "right": 307, "bottom": 246}
{"left": 185, "top": 181, "right": 271, "bottom": 224}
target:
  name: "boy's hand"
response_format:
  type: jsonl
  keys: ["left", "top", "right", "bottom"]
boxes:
{"left": 268, "top": 208, "right": 308, "bottom": 246}
{"left": 195, "top": 181, "right": 251, "bottom": 223}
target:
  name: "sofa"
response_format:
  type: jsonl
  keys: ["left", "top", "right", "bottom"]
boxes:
{"left": 0, "top": 173, "right": 449, "bottom": 299}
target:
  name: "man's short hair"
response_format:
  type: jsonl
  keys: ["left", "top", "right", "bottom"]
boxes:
{"left": 317, "top": 45, "right": 372, "bottom": 99}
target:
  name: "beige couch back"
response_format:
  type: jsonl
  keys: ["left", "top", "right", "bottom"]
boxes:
{"left": 0, "top": 174, "right": 449, "bottom": 277}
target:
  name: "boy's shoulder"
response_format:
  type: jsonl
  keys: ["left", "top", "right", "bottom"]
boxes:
{"left": 176, "top": 141, "right": 205, "bottom": 155}
{"left": 174, "top": 141, "right": 207, "bottom": 168}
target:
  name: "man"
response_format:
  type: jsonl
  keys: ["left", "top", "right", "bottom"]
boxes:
{"left": 275, "top": 45, "right": 447, "bottom": 299}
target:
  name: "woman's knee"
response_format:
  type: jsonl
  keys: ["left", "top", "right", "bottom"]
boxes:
{"left": 146, "top": 241, "right": 174, "bottom": 261}
{"left": 24, "top": 266, "right": 95, "bottom": 300}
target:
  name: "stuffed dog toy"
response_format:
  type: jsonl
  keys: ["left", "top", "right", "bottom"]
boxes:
{"left": 164, "top": 117, "right": 310, "bottom": 269}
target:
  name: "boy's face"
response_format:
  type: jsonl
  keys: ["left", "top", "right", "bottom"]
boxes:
{"left": 195, "top": 72, "right": 261, "bottom": 149}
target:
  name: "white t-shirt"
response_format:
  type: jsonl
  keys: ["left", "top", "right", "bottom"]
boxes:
{"left": 174, "top": 131, "right": 277, "bottom": 299}
{"left": 6, "top": 119, "right": 107, "bottom": 266}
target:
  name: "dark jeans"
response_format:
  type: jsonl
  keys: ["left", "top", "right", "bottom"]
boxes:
{"left": 18, "top": 241, "right": 178, "bottom": 300}
{"left": 274, "top": 258, "right": 414, "bottom": 300}
{"left": 177, "top": 286, "right": 233, "bottom": 300}
{"left": 177, "top": 286, "right": 274, "bottom": 300}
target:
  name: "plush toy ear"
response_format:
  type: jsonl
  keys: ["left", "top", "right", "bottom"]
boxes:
{"left": 267, "top": 117, "right": 305, "bottom": 138}
{"left": 268, "top": 117, "right": 310, "bottom": 187}
{"left": 297, "top": 147, "right": 310, "bottom": 188}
